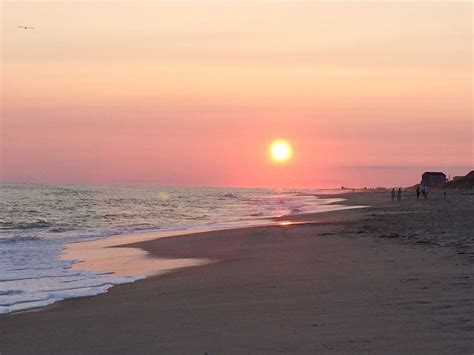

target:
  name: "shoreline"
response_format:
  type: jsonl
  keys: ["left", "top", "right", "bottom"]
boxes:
{"left": 61, "top": 196, "right": 366, "bottom": 281}
{"left": 1, "top": 193, "right": 360, "bottom": 316}
{"left": 1, "top": 190, "right": 473, "bottom": 354}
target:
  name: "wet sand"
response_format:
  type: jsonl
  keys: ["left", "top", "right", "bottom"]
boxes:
{"left": 1, "top": 191, "right": 473, "bottom": 354}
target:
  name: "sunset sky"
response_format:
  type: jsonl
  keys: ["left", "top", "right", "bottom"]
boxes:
{"left": 1, "top": 1, "right": 472, "bottom": 188}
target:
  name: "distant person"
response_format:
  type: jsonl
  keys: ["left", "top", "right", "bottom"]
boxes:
{"left": 396, "top": 188, "right": 402, "bottom": 202}
{"left": 443, "top": 189, "right": 446, "bottom": 199}
{"left": 424, "top": 185, "right": 429, "bottom": 200}
{"left": 391, "top": 188, "right": 396, "bottom": 202}
{"left": 416, "top": 186, "right": 420, "bottom": 200}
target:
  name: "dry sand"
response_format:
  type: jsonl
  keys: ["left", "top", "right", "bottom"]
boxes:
{"left": 1, "top": 191, "right": 473, "bottom": 354}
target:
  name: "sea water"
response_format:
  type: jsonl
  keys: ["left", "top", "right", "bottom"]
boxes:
{"left": 0, "top": 183, "right": 347, "bottom": 314}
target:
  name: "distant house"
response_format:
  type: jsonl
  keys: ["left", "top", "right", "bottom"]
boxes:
{"left": 445, "top": 171, "right": 474, "bottom": 189}
{"left": 421, "top": 172, "right": 446, "bottom": 188}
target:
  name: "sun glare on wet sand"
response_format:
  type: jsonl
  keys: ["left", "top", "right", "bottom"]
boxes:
{"left": 270, "top": 140, "right": 292, "bottom": 163}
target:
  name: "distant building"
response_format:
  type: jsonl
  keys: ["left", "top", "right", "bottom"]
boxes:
{"left": 421, "top": 172, "right": 446, "bottom": 188}
{"left": 445, "top": 171, "right": 474, "bottom": 189}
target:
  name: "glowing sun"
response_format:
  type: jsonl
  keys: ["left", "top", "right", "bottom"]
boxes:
{"left": 270, "top": 140, "right": 292, "bottom": 163}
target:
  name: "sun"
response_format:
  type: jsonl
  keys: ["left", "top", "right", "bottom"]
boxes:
{"left": 270, "top": 140, "right": 292, "bottom": 163}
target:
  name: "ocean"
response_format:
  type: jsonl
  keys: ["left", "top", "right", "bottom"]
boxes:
{"left": 0, "top": 183, "right": 348, "bottom": 314}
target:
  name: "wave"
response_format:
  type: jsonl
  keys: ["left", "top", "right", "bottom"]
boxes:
{"left": 222, "top": 193, "right": 239, "bottom": 199}
{"left": 48, "top": 227, "right": 75, "bottom": 233}
{"left": 0, "top": 273, "right": 84, "bottom": 282}
{"left": 0, "top": 290, "right": 24, "bottom": 296}
{"left": 0, "top": 276, "right": 139, "bottom": 314}
{"left": 0, "top": 220, "right": 51, "bottom": 230}
{"left": 0, "top": 236, "right": 42, "bottom": 244}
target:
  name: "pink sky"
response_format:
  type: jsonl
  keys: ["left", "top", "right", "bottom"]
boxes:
{"left": 1, "top": 2, "right": 472, "bottom": 188}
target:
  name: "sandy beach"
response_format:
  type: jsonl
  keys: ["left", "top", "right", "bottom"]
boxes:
{"left": 1, "top": 191, "right": 473, "bottom": 354}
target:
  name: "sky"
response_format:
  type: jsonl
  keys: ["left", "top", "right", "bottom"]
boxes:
{"left": 1, "top": 1, "right": 472, "bottom": 188}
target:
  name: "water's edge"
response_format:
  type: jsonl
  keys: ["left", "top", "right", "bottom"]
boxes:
{"left": 0, "top": 188, "right": 364, "bottom": 316}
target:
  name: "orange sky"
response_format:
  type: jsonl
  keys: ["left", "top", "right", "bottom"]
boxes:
{"left": 1, "top": 1, "right": 472, "bottom": 188}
